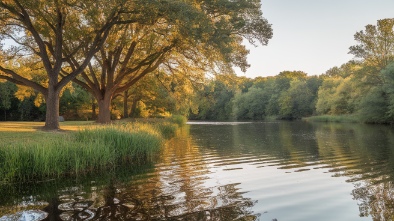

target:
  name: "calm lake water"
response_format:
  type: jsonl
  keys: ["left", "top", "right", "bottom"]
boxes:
{"left": 1, "top": 121, "right": 394, "bottom": 221}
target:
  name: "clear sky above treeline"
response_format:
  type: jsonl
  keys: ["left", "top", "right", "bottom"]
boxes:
{"left": 237, "top": 0, "right": 394, "bottom": 78}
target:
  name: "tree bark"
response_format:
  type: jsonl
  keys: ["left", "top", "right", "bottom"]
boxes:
{"left": 97, "top": 94, "right": 112, "bottom": 124}
{"left": 44, "top": 86, "right": 60, "bottom": 130}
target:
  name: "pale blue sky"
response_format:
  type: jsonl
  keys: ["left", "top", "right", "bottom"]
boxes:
{"left": 238, "top": 0, "right": 394, "bottom": 78}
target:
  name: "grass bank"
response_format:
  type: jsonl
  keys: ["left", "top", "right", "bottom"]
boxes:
{"left": 0, "top": 116, "right": 186, "bottom": 183}
{"left": 303, "top": 115, "right": 361, "bottom": 123}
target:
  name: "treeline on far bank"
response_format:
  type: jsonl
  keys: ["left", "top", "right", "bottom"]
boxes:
{"left": 190, "top": 61, "right": 394, "bottom": 124}
{"left": 189, "top": 71, "right": 320, "bottom": 121}
{"left": 192, "top": 18, "right": 394, "bottom": 124}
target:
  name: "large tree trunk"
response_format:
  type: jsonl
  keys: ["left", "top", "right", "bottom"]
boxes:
{"left": 97, "top": 94, "right": 112, "bottom": 124}
{"left": 44, "top": 86, "right": 60, "bottom": 130}
{"left": 123, "top": 90, "right": 129, "bottom": 118}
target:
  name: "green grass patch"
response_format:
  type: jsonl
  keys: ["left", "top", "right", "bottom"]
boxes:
{"left": 303, "top": 115, "right": 361, "bottom": 123}
{"left": 0, "top": 121, "right": 178, "bottom": 183}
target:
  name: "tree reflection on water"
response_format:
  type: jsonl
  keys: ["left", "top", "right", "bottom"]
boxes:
{"left": 38, "top": 180, "right": 258, "bottom": 221}
{"left": 352, "top": 181, "right": 394, "bottom": 221}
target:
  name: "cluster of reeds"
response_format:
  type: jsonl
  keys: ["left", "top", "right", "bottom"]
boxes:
{"left": 153, "top": 122, "right": 179, "bottom": 139}
{"left": 0, "top": 122, "right": 172, "bottom": 183}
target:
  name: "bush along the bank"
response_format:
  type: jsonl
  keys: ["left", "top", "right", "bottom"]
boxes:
{"left": 0, "top": 123, "right": 169, "bottom": 183}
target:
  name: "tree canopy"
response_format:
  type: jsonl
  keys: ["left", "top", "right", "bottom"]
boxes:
{"left": 349, "top": 18, "right": 394, "bottom": 70}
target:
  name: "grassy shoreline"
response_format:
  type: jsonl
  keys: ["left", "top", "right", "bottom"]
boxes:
{"left": 0, "top": 116, "right": 186, "bottom": 183}
{"left": 303, "top": 115, "right": 361, "bottom": 123}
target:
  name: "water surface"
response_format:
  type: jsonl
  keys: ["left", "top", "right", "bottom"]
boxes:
{"left": 1, "top": 121, "right": 394, "bottom": 221}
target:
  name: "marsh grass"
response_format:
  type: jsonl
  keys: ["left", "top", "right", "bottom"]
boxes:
{"left": 0, "top": 135, "right": 113, "bottom": 182}
{"left": 0, "top": 121, "right": 95, "bottom": 132}
{"left": 75, "top": 124, "right": 162, "bottom": 162}
{"left": 154, "top": 122, "right": 179, "bottom": 139}
{"left": 0, "top": 121, "right": 170, "bottom": 183}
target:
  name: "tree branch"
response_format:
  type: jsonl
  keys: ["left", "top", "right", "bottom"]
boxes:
{"left": 0, "top": 66, "right": 47, "bottom": 95}
{"left": 13, "top": 0, "right": 53, "bottom": 75}
{"left": 115, "top": 54, "right": 166, "bottom": 94}
{"left": 88, "top": 62, "right": 100, "bottom": 89}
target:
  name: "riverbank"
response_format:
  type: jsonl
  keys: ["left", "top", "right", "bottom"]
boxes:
{"left": 303, "top": 115, "right": 361, "bottom": 123}
{"left": 0, "top": 116, "right": 186, "bottom": 183}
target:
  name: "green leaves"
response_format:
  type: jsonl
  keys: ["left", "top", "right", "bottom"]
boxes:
{"left": 349, "top": 18, "right": 394, "bottom": 69}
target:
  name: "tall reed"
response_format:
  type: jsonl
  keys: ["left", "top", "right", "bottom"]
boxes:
{"left": 154, "top": 122, "right": 179, "bottom": 139}
{"left": 74, "top": 123, "right": 162, "bottom": 163}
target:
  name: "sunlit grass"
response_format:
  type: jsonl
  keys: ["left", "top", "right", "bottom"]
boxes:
{"left": 0, "top": 122, "right": 45, "bottom": 132}
{"left": 0, "top": 121, "right": 94, "bottom": 132}
{"left": 0, "top": 119, "right": 185, "bottom": 183}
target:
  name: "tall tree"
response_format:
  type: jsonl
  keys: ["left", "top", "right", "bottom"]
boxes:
{"left": 349, "top": 18, "right": 394, "bottom": 86}
{"left": 0, "top": 0, "right": 134, "bottom": 129}
{"left": 349, "top": 18, "right": 394, "bottom": 69}
{"left": 70, "top": 0, "right": 273, "bottom": 123}
{"left": 70, "top": 22, "right": 176, "bottom": 123}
